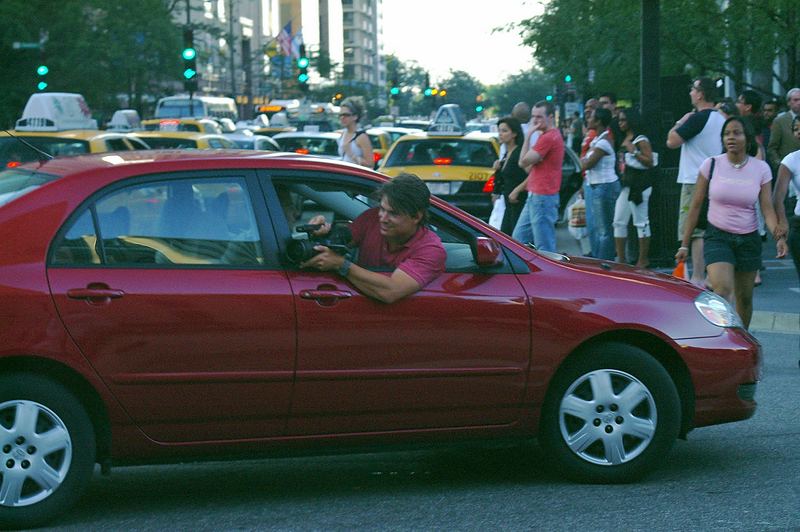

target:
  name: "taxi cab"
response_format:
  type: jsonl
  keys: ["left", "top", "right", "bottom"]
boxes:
{"left": 365, "top": 127, "right": 392, "bottom": 168}
{"left": 378, "top": 104, "right": 499, "bottom": 219}
{"left": 141, "top": 118, "right": 223, "bottom": 135}
{"left": 131, "top": 131, "right": 235, "bottom": 150}
{"left": 1, "top": 93, "right": 146, "bottom": 168}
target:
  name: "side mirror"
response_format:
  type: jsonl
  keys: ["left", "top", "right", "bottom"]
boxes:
{"left": 474, "top": 236, "right": 503, "bottom": 267}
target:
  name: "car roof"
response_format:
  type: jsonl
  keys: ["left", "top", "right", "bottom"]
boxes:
{"left": 272, "top": 131, "right": 340, "bottom": 139}
{"left": 0, "top": 130, "right": 131, "bottom": 141}
{"left": 12, "top": 150, "right": 383, "bottom": 179}
{"left": 131, "top": 131, "right": 226, "bottom": 140}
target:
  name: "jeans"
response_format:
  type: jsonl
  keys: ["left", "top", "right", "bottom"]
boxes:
{"left": 583, "top": 182, "right": 598, "bottom": 257}
{"left": 589, "top": 180, "right": 621, "bottom": 260}
{"left": 512, "top": 193, "right": 559, "bottom": 252}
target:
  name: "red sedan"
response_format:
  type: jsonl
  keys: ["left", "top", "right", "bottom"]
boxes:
{"left": 0, "top": 151, "right": 759, "bottom": 527}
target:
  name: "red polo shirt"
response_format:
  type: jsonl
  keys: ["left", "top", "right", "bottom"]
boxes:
{"left": 350, "top": 207, "right": 446, "bottom": 288}
{"left": 527, "top": 128, "right": 565, "bottom": 195}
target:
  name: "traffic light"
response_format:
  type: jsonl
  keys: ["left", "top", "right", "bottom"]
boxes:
{"left": 182, "top": 28, "right": 198, "bottom": 92}
{"left": 297, "top": 44, "right": 309, "bottom": 92}
{"left": 545, "top": 94, "right": 553, "bottom": 101}
{"left": 390, "top": 77, "right": 400, "bottom": 100}
{"left": 36, "top": 64, "right": 49, "bottom": 91}
{"left": 439, "top": 89, "right": 447, "bottom": 98}
{"left": 564, "top": 74, "right": 572, "bottom": 83}
{"left": 333, "top": 92, "right": 344, "bottom": 104}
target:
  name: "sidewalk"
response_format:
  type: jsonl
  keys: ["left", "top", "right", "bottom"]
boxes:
{"left": 554, "top": 222, "right": 800, "bottom": 335}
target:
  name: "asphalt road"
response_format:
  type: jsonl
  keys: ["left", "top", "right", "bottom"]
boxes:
{"left": 42, "top": 329, "right": 799, "bottom": 531}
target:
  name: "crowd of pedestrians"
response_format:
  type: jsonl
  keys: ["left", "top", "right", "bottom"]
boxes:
{"left": 490, "top": 80, "right": 800, "bottom": 325}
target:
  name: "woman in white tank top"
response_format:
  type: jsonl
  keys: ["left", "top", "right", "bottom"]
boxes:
{"left": 338, "top": 97, "right": 374, "bottom": 167}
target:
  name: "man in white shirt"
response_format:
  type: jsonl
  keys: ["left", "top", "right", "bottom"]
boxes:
{"left": 667, "top": 77, "right": 725, "bottom": 287}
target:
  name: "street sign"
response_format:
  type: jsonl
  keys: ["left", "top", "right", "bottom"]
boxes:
{"left": 565, "top": 102, "right": 582, "bottom": 117}
{"left": 13, "top": 42, "right": 41, "bottom": 50}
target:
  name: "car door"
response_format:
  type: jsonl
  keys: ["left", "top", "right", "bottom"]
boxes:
{"left": 47, "top": 172, "right": 296, "bottom": 443}
{"left": 265, "top": 175, "right": 531, "bottom": 436}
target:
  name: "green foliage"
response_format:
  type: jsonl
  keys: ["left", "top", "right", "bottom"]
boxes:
{"left": 516, "top": 0, "right": 800, "bottom": 104}
{"left": 437, "top": 70, "right": 485, "bottom": 119}
{"left": 486, "top": 69, "right": 554, "bottom": 115}
{"left": 0, "top": 0, "right": 183, "bottom": 128}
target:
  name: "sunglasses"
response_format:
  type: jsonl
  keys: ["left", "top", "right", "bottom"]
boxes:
{"left": 339, "top": 113, "right": 353, "bottom": 118}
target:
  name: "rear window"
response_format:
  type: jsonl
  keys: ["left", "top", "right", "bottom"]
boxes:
{"left": 0, "top": 137, "right": 89, "bottom": 168}
{"left": 0, "top": 168, "right": 60, "bottom": 207}
{"left": 139, "top": 137, "right": 199, "bottom": 149}
{"left": 155, "top": 101, "right": 205, "bottom": 119}
{"left": 277, "top": 137, "right": 339, "bottom": 157}
{"left": 383, "top": 139, "right": 497, "bottom": 168}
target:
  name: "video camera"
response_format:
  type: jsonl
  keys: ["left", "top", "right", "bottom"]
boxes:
{"left": 287, "top": 222, "right": 351, "bottom": 264}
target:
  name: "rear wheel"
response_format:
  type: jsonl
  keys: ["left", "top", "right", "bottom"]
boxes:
{"left": 0, "top": 374, "right": 95, "bottom": 528}
{"left": 540, "top": 343, "right": 680, "bottom": 483}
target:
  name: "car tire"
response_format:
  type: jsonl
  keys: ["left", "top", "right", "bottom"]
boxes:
{"left": 0, "top": 373, "right": 96, "bottom": 529}
{"left": 539, "top": 343, "right": 681, "bottom": 483}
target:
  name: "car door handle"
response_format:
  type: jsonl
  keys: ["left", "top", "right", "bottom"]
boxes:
{"left": 67, "top": 286, "right": 125, "bottom": 301}
{"left": 299, "top": 289, "right": 353, "bottom": 301}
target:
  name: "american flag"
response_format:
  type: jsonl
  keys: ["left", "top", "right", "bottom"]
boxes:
{"left": 291, "top": 28, "right": 303, "bottom": 59}
{"left": 277, "top": 22, "right": 292, "bottom": 57}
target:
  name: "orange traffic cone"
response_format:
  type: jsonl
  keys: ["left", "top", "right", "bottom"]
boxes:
{"left": 672, "top": 260, "right": 689, "bottom": 280}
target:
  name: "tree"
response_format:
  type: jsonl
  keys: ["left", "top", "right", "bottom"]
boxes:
{"left": 486, "top": 69, "right": 554, "bottom": 115}
{"left": 438, "top": 70, "right": 484, "bottom": 119}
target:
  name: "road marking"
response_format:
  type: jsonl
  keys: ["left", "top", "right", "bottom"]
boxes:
{"left": 749, "top": 311, "right": 800, "bottom": 335}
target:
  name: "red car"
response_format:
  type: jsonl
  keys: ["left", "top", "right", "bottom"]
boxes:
{"left": 0, "top": 151, "right": 759, "bottom": 527}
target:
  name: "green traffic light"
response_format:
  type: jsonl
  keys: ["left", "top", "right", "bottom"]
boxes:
{"left": 545, "top": 95, "right": 553, "bottom": 101}
{"left": 424, "top": 88, "right": 432, "bottom": 96}
{"left": 297, "top": 57, "right": 309, "bottom": 69}
{"left": 182, "top": 47, "right": 196, "bottom": 61}
{"left": 36, "top": 65, "right": 49, "bottom": 76}
{"left": 390, "top": 87, "right": 400, "bottom": 96}
{"left": 564, "top": 74, "right": 572, "bottom": 82}
{"left": 183, "top": 68, "right": 197, "bottom": 80}
{"left": 475, "top": 105, "right": 484, "bottom": 112}
{"left": 37, "top": 81, "right": 48, "bottom": 91}
{"left": 298, "top": 72, "right": 309, "bottom": 83}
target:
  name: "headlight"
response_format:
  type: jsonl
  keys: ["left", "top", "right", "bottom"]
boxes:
{"left": 694, "top": 292, "right": 743, "bottom": 328}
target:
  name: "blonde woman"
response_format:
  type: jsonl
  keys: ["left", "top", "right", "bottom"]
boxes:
{"left": 337, "top": 97, "right": 374, "bottom": 167}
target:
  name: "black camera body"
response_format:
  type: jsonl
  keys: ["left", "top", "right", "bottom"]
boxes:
{"left": 287, "top": 223, "right": 351, "bottom": 264}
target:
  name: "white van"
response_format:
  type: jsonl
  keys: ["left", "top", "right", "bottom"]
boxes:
{"left": 154, "top": 95, "right": 238, "bottom": 121}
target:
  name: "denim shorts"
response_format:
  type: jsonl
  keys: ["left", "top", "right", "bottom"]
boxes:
{"left": 703, "top": 224, "right": 762, "bottom": 272}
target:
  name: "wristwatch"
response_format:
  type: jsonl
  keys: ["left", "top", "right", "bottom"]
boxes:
{"left": 338, "top": 258, "right": 352, "bottom": 277}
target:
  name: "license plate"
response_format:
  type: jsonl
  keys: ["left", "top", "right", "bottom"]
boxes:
{"left": 426, "top": 182, "right": 450, "bottom": 196}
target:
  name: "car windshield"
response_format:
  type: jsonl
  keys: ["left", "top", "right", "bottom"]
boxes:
{"left": 139, "top": 137, "right": 199, "bottom": 149}
{"left": 0, "top": 168, "right": 60, "bottom": 208}
{"left": 0, "top": 137, "right": 89, "bottom": 167}
{"left": 383, "top": 139, "right": 496, "bottom": 168}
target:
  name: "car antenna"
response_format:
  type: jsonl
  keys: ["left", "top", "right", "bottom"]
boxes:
{"left": 2, "top": 129, "right": 54, "bottom": 164}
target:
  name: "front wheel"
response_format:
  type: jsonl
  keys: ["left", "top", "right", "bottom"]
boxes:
{"left": 0, "top": 374, "right": 96, "bottom": 528}
{"left": 539, "top": 343, "right": 681, "bottom": 483}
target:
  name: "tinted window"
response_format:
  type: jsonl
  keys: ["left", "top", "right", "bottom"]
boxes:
{"left": 277, "top": 137, "right": 340, "bottom": 157}
{"left": 105, "top": 138, "right": 131, "bottom": 152}
{"left": 384, "top": 139, "right": 496, "bottom": 168}
{"left": 138, "top": 137, "right": 199, "bottom": 149}
{"left": 52, "top": 178, "right": 264, "bottom": 267}
{"left": 0, "top": 137, "right": 89, "bottom": 167}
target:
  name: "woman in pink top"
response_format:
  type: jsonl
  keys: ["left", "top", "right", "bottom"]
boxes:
{"left": 676, "top": 116, "right": 787, "bottom": 328}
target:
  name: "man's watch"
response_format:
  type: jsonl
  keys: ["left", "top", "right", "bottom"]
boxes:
{"left": 338, "top": 258, "right": 352, "bottom": 277}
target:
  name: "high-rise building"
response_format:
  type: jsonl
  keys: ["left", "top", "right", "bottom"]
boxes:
{"left": 342, "top": 0, "right": 385, "bottom": 96}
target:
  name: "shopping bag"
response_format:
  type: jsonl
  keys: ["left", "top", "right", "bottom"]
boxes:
{"left": 567, "top": 198, "right": 587, "bottom": 240}
{"left": 488, "top": 195, "right": 505, "bottom": 229}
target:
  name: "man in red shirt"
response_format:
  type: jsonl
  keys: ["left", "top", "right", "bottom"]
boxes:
{"left": 509, "top": 100, "right": 565, "bottom": 251}
{"left": 301, "top": 173, "right": 446, "bottom": 304}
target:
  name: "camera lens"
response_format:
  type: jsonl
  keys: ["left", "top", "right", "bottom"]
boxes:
{"left": 286, "top": 239, "right": 317, "bottom": 263}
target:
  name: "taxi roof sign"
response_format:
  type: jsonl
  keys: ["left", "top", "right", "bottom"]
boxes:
{"left": 15, "top": 93, "right": 98, "bottom": 131}
{"left": 427, "top": 104, "right": 466, "bottom": 135}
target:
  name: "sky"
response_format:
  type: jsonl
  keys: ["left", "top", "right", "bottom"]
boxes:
{"left": 380, "top": 0, "right": 543, "bottom": 86}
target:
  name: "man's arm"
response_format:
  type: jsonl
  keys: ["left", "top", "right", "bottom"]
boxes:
{"left": 666, "top": 111, "right": 694, "bottom": 149}
{"left": 767, "top": 118, "right": 783, "bottom": 169}
{"left": 519, "top": 126, "right": 541, "bottom": 168}
{"left": 300, "top": 247, "right": 421, "bottom": 304}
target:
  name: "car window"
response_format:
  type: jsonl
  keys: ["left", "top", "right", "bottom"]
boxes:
{"left": 0, "top": 168, "right": 60, "bottom": 207}
{"left": 138, "top": 137, "right": 199, "bottom": 149}
{"left": 277, "top": 137, "right": 339, "bottom": 157}
{"left": 51, "top": 177, "right": 264, "bottom": 267}
{"left": 105, "top": 138, "right": 130, "bottom": 152}
{"left": 384, "top": 139, "right": 496, "bottom": 168}
{"left": 0, "top": 137, "right": 89, "bottom": 167}
{"left": 271, "top": 178, "right": 490, "bottom": 273}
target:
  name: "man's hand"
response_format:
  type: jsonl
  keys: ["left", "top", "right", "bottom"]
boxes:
{"left": 307, "top": 215, "right": 331, "bottom": 236}
{"left": 299, "top": 245, "right": 344, "bottom": 271}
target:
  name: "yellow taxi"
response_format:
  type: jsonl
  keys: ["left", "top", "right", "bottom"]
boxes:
{"left": 131, "top": 131, "right": 236, "bottom": 150}
{"left": 378, "top": 105, "right": 499, "bottom": 219}
{"left": 365, "top": 128, "right": 392, "bottom": 168}
{"left": 1, "top": 93, "right": 146, "bottom": 168}
{"left": 141, "top": 118, "right": 223, "bottom": 135}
